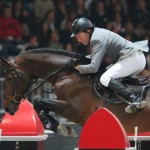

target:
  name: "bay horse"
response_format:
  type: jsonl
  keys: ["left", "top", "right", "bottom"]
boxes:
{"left": 1, "top": 48, "right": 150, "bottom": 135}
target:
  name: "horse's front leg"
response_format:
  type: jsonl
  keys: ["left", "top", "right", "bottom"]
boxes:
{"left": 34, "top": 98, "right": 78, "bottom": 120}
{"left": 33, "top": 98, "right": 77, "bottom": 137}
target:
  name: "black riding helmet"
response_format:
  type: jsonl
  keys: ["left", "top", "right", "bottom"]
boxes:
{"left": 70, "top": 18, "right": 94, "bottom": 38}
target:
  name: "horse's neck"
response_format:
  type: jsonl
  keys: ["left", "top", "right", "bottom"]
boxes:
{"left": 16, "top": 53, "right": 81, "bottom": 85}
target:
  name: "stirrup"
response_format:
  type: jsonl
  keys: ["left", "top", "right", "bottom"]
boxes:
{"left": 126, "top": 103, "right": 138, "bottom": 113}
{"left": 125, "top": 101, "right": 146, "bottom": 113}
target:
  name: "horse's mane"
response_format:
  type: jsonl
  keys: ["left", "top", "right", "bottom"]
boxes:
{"left": 20, "top": 48, "right": 81, "bottom": 58}
{"left": 18, "top": 48, "right": 91, "bottom": 67}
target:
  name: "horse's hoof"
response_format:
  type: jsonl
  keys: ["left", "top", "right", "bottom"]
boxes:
{"left": 57, "top": 124, "right": 69, "bottom": 137}
{"left": 66, "top": 126, "right": 77, "bottom": 137}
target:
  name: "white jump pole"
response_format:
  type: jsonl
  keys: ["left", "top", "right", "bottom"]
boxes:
{"left": 126, "top": 126, "right": 138, "bottom": 150}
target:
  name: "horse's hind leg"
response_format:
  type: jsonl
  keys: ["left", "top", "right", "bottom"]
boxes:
{"left": 34, "top": 98, "right": 77, "bottom": 137}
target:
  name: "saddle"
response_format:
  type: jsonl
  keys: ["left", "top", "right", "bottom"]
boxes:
{"left": 122, "top": 76, "right": 149, "bottom": 86}
{"left": 93, "top": 74, "right": 150, "bottom": 104}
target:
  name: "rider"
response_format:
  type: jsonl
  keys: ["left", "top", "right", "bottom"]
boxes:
{"left": 70, "top": 17, "right": 149, "bottom": 113}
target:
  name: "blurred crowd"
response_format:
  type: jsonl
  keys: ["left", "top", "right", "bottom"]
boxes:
{"left": 0, "top": 0, "right": 149, "bottom": 57}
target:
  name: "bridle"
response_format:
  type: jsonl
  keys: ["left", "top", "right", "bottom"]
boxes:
{"left": 3, "top": 66, "right": 34, "bottom": 104}
{"left": 3, "top": 54, "right": 81, "bottom": 105}
{"left": 3, "top": 61, "right": 67, "bottom": 105}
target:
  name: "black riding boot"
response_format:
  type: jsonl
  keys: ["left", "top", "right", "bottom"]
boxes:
{"left": 108, "top": 78, "right": 146, "bottom": 113}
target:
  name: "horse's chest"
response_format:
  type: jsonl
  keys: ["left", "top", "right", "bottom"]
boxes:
{"left": 54, "top": 76, "right": 92, "bottom": 99}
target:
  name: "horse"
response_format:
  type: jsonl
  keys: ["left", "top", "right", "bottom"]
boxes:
{"left": 1, "top": 48, "right": 150, "bottom": 136}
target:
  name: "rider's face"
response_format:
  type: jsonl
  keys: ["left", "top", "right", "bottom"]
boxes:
{"left": 76, "top": 32, "right": 90, "bottom": 45}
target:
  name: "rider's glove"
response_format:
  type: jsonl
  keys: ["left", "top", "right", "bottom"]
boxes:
{"left": 66, "top": 59, "right": 75, "bottom": 69}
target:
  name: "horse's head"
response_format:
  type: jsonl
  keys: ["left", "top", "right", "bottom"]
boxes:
{"left": 0, "top": 49, "right": 91, "bottom": 115}
{"left": 0, "top": 58, "right": 32, "bottom": 115}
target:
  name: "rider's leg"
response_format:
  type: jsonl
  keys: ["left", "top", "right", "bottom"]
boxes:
{"left": 108, "top": 78, "right": 146, "bottom": 113}
{"left": 100, "top": 51, "right": 146, "bottom": 113}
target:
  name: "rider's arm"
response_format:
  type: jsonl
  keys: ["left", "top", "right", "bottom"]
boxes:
{"left": 78, "top": 40, "right": 106, "bottom": 74}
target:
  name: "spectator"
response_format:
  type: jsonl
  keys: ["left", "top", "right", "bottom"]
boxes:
{"left": 34, "top": 0, "right": 55, "bottom": 21}
{"left": 44, "top": 10, "right": 56, "bottom": 31}
{"left": 89, "top": 1, "right": 110, "bottom": 27}
{"left": 20, "top": 7, "right": 37, "bottom": 40}
{"left": 112, "top": 12, "right": 124, "bottom": 34}
{"left": 112, "top": 0, "right": 129, "bottom": 20}
{"left": 0, "top": 6, "right": 22, "bottom": 41}
{"left": 131, "top": 0, "right": 149, "bottom": 29}
{"left": 75, "top": 0, "right": 86, "bottom": 17}
{"left": 67, "top": 9, "right": 77, "bottom": 22}
{"left": 38, "top": 21, "right": 51, "bottom": 47}
{"left": 0, "top": 6, "right": 23, "bottom": 56}
{"left": 135, "top": 24, "right": 147, "bottom": 40}
{"left": 120, "top": 21, "right": 138, "bottom": 41}
{"left": 25, "top": 34, "right": 39, "bottom": 51}
{"left": 113, "top": 4, "right": 123, "bottom": 17}
{"left": 84, "top": 0, "right": 92, "bottom": 11}
{"left": 55, "top": 1, "right": 67, "bottom": 30}
{"left": 59, "top": 20, "right": 72, "bottom": 47}
{"left": 12, "top": 0, "right": 23, "bottom": 20}
{"left": 0, "top": 0, "right": 149, "bottom": 59}
{"left": 48, "top": 30, "right": 63, "bottom": 49}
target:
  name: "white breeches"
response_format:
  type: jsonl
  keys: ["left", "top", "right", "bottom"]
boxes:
{"left": 100, "top": 51, "right": 146, "bottom": 87}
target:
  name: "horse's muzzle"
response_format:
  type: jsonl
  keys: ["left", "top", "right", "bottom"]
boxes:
{"left": 4, "top": 101, "right": 19, "bottom": 115}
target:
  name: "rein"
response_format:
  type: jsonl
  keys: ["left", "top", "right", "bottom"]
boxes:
{"left": 28, "top": 54, "right": 79, "bottom": 95}
{"left": 4, "top": 59, "right": 66, "bottom": 104}
{"left": 24, "top": 66, "right": 66, "bottom": 97}
{"left": 4, "top": 54, "right": 80, "bottom": 104}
